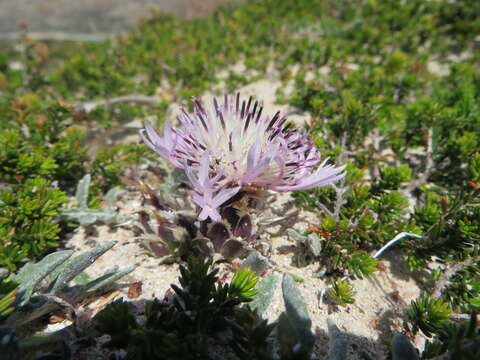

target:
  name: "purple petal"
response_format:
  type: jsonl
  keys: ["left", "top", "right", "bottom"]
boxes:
{"left": 247, "top": 138, "right": 261, "bottom": 171}
{"left": 199, "top": 206, "right": 221, "bottom": 222}
{"left": 212, "top": 186, "right": 240, "bottom": 207}
{"left": 243, "top": 143, "right": 279, "bottom": 182}
{"left": 139, "top": 128, "right": 169, "bottom": 158}
{"left": 198, "top": 151, "right": 210, "bottom": 184}
{"left": 272, "top": 164, "right": 346, "bottom": 191}
{"left": 186, "top": 167, "right": 202, "bottom": 191}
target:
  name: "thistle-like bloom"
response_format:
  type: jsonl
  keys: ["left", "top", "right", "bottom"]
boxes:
{"left": 141, "top": 93, "right": 346, "bottom": 221}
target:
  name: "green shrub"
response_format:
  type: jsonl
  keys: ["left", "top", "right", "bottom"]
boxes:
{"left": 0, "top": 177, "right": 68, "bottom": 271}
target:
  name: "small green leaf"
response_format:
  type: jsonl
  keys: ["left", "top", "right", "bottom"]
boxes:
{"left": 13, "top": 250, "right": 73, "bottom": 306}
{"left": 289, "top": 274, "right": 305, "bottom": 283}
{"left": 230, "top": 267, "right": 258, "bottom": 300}
{"left": 249, "top": 274, "right": 277, "bottom": 316}
{"left": 49, "top": 241, "right": 116, "bottom": 294}
{"left": 328, "top": 279, "right": 355, "bottom": 307}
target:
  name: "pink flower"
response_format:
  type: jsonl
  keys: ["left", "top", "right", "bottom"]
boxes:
{"left": 140, "top": 94, "right": 346, "bottom": 220}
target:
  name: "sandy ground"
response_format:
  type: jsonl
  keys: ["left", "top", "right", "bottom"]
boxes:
{"left": 60, "top": 70, "right": 426, "bottom": 359}
{"left": 66, "top": 185, "right": 423, "bottom": 359}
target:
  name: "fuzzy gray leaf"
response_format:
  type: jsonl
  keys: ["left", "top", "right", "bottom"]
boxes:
{"left": 158, "top": 168, "right": 184, "bottom": 205}
{"left": 13, "top": 251, "right": 73, "bottom": 307}
{"left": 61, "top": 207, "right": 117, "bottom": 225}
{"left": 276, "top": 312, "right": 297, "bottom": 358}
{"left": 282, "top": 274, "right": 314, "bottom": 355}
{"left": 308, "top": 234, "right": 322, "bottom": 257}
{"left": 81, "top": 266, "right": 135, "bottom": 293}
{"left": 63, "top": 179, "right": 124, "bottom": 226}
{"left": 241, "top": 251, "right": 269, "bottom": 275}
{"left": 105, "top": 187, "right": 122, "bottom": 208}
{"left": 287, "top": 228, "right": 307, "bottom": 243}
{"left": 75, "top": 174, "right": 91, "bottom": 209}
{"left": 49, "top": 241, "right": 116, "bottom": 295}
{"left": 326, "top": 318, "right": 347, "bottom": 360}
{"left": 249, "top": 274, "right": 277, "bottom": 316}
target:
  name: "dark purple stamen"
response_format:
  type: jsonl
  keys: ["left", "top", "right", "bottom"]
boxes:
{"left": 175, "top": 149, "right": 189, "bottom": 156}
{"left": 276, "top": 116, "right": 288, "bottom": 129}
{"left": 198, "top": 112, "right": 208, "bottom": 131}
{"left": 266, "top": 111, "right": 280, "bottom": 131}
{"left": 219, "top": 110, "right": 226, "bottom": 130}
{"left": 246, "top": 96, "right": 252, "bottom": 114}
{"left": 269, "top": 128, "right": 281, "bottom": 141}
{"left": 251, "top": 101, "right": 258, "bottom": 118}
{"left": 255, "top": 106, "right": 263, "bottom": 123}
{"left": 235, "top": 93, "right": 240, "bottom": 113}
{"left": 181, "top": 108, "right": 193, "bottom": 124}
{"left": 194, "top": 99, "right": 205, "bottom": 114}
{"left": 244, "top": 112, "right": 252, "bottom": 132}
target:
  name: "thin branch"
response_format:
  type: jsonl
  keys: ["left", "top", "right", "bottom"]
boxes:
{"left": 332, "top": 182, "right": 348, "bottom": 221}
{"left": 73, "top": 95, "right": 162, "bottom": 113}
{"left": 371, "top": 128, "right": 382, "bottom": 180}
{"left": 315, "top": 180, "right": 348, "bottom": 221}
{"left": 432, "top": 256, "right": 479, "bottom": 298}
{"left": 258, "top": 209, "right": 300, "bottom": 227}
{"left": 339, "top": 132, "right": 348, "bottom": 162}
{"left": 316, "top": 132, "right": 349, "bottom": 220}
{"left": 406, "top": 127, "right": 434, "bottom": 192}
{"left": 315, "top": 199, "right": 334, "bottom": 218}
{"left": 373, "top": 232, "right": 423, "bottom": 259}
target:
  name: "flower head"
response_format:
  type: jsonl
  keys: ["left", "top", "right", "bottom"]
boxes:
{"left": 141, "top": 93, "right": 346, "bottom": 220}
